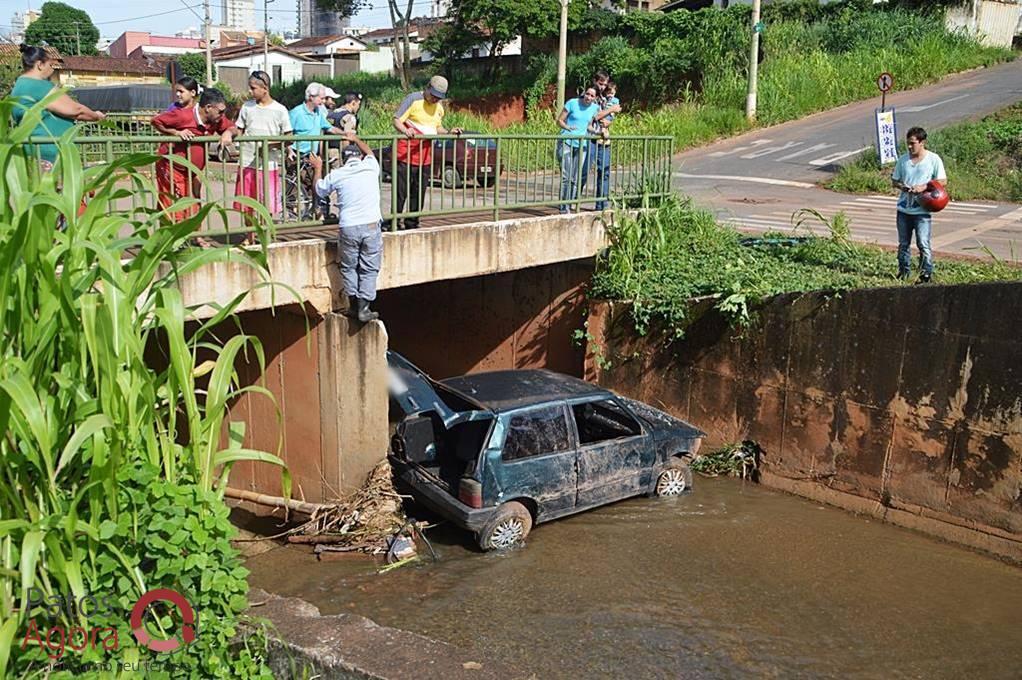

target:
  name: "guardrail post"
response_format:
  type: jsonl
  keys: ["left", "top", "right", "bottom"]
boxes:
{"left": 493, "top": 137, "right": 502, "bottom": 222}
{"left": 390, "top": 136, "right": 399, "bottom": 232}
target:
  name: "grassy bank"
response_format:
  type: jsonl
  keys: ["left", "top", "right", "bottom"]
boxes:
{"left": 274, "top": 4, "right": 1011, "bottom": 151}
{"left": 590, "top": 200, "right": 1022, "bottom": 337}
{"left": 827, "top": 103, "right": 1022, "bottom": 202}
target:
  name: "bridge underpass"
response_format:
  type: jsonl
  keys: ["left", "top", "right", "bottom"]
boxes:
{"left": 183, "top": 212, "right": 612, "bottom": 504}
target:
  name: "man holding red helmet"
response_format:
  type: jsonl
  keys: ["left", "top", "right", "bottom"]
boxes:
{"left": 892, "top": 126, "right": 947, "bottom": 284}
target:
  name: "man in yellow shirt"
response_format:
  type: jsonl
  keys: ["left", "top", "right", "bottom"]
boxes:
{"left": 391, "top": 75, "right": 462, "bottom": 230}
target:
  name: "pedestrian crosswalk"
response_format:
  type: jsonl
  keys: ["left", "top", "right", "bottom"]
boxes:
{"left": 721, "top": 195, "right": 997, "bottom": 240}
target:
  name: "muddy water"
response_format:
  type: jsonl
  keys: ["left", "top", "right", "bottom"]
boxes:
{"left": 246, "top": 478, "right": 1022, "bottom": 678}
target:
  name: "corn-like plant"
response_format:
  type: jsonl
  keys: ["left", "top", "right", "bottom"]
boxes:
{"left": 0, "top": 94, "right": 288, "bottom": 676}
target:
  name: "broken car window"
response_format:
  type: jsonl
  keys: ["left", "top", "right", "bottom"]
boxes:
{"left": 572, "top": 399, "right": 641, "bottom": 445}
{"left": 502, "top": 406, "right": 572, "bottom": 462}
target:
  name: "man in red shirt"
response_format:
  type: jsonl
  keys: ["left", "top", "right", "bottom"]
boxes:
{"left": 152, "top": 88, "right": 237, "bottom": 225}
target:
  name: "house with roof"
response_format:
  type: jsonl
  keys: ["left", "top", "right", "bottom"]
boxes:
{"left": 211, "top": 43, "right": 325, "bottom": 91}
{"left": 286, "top": 34, "right": 368, "bottom": 56}
{"left": 57, "top": 56, "right": 166, "bottom": 87}
{"left": 108, "top": 31, "right": 206, "bottom": 59}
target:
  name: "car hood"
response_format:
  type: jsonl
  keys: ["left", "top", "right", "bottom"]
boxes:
{"left": 387, "top": 351, "right": 490, "bottom": 428}
{"left": 618, "top": 396, "right": 705, "bottom": 441}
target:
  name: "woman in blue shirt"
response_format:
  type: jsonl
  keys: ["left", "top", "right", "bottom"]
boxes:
{"left": 10, "top": 44, "right": 106, "bottom": 170}
{"left": 556, "top": 86, "right": 605, "bottom": 214}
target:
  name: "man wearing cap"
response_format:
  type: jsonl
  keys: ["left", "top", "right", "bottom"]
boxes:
{"left": 290, "top": 82, "right": 344, "bottom": 215}
{"left": 316, "top": 132, "right": 384, "bottom": 323}
{"left": 392, "top": 75, "right": 462, "bottom": 230}
{"left": 319, "top": 86, "right": 340, "bottom": 117}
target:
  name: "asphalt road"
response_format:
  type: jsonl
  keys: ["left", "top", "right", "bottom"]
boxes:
{"left": 671, "top": 61, "right": 1022, "bottom": 261}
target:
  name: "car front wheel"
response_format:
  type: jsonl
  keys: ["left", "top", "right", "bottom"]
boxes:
{"left": 442, "top": 166, "right": 462, "bottom": 189}
{"left": 655, "top": 460, "right": 693, "bottom": 496}
{"left": 476, "top": 501, "right": 532, "bottom": 551}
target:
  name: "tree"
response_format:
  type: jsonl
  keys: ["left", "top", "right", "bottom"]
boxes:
{"left": 177, "top": 52, "right": 210, "bottom": 84}
{"left": 388, "top": 0, "right": 416, "bottom": 90}
{"left": 24, "top": 2, "right": 100, "bottom": 56}
{"left": 421, "top": 21, "right": 483, "bottom": 78}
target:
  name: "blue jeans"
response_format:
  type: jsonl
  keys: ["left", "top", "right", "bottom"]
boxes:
{"left": 592, "top": 144, "right": 611, "bottom": 210}
{"left": 558, "top": 142, "right": 586, "bottom": 213}
{"left": 339, "top": 221, "right": 383, "bottom": 300}
{"left": 896, "top": 211, "right": 933, "bottom": 276}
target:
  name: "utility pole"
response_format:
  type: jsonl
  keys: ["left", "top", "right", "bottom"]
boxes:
{"left": 555, "top": 0, "right": 568, "bottom": 114}
{"left": 204, "top": 0, "right": 213, "bottom": 86}
{"left": 73, "top": 21, "right": 81, "bottom": 55}
{"left": 264, "top": 0, "right": 275, "bottom": 75}
{"left": 745, "top": 0, "right": 761, "bottom": 122}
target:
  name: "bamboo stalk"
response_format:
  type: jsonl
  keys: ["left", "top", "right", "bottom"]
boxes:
{"left": 224, "top": 487, "right": 334, "bottom": 516}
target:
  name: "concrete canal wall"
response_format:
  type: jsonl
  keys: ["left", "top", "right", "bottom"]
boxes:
{"left": 585, "top": 282, "right": 1022, "bottom": 563}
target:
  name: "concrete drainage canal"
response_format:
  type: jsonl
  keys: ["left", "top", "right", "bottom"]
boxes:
{"left": 237, "top": 277, "right": 1022, "bottom": 679}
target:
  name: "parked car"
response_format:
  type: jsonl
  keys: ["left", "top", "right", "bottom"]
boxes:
{"left": 387, "top": 352, "right": 705, "bottom": 551}
{"left": 376, "top": 132, "right": 501, "bottom": 188}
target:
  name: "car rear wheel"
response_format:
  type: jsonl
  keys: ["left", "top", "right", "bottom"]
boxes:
{"left": 476, "top": 501, "right": 532, "bottom": 551}
{"left": 442, "top": 167, "right": 462, "bottom": 189}
{"left": 655, "top": 460, "right": 693, "bottom": 497}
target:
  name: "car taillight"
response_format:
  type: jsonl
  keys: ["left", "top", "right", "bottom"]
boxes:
{"left": 459, "top": 478, "right": 482, "bottom": 508}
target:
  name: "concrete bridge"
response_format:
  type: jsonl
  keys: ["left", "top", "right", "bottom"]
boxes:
{"left": 193, "top": 212, "right": 615, "bottom": 504}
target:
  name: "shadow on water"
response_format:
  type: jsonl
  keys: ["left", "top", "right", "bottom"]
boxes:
{"left": 247, "top": 477, "right": 1022, "bottom": 678}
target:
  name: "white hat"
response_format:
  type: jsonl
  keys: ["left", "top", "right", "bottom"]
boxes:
{"left": 305, "top": 82, "right": 326, "bottom": 99}
{"left": 322, "top": 86, "right": 340, "bottom": 99}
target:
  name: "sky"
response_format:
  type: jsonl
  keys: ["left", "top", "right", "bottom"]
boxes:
{"left": 0, "top": 0, "right": 436, "bottom": 39}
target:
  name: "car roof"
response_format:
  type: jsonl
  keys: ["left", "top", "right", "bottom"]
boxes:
{"left": 439, "top": 369, "right": 611, "bottom": 413}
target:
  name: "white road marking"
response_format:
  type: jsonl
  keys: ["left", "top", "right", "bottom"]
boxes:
{"left": 932, "top": 210, "right": 1022, "bottom": 249}
{"left": 808, "top": 146, "right": 871, "bottom": 166}
{"left": 707, "top": 139, "right": 773, "bottom": 158}
{"left": 843, "top": 197, "right": 989, "bottom": 214}
{"left": 776, "top": 143, "right": 836, "bottom": 161}
{"left": 845, "top": 196, "right": 994, "bottom": 211}
{"left": 897, "top": 94, "right": 970, "bottom": 113}
{"left": 674, "top": 173, "right": 815, "bottom": 188}
{"left": 740, "top": 141, "right": 804, "bottom": 159}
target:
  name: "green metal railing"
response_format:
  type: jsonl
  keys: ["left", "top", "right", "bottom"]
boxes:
{"left": 26, "top": 132, "right": 674, "bottom": 239}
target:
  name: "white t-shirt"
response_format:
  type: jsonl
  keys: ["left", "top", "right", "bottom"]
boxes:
{"left": 316, "top": 154, "right": 383, "bottom": 227}
{"left": 235, "top": 100, "right": 293, "bottom": 169}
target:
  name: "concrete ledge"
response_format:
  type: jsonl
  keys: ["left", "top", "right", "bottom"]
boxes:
{"left": 246, "top": 588, "right": 526, "bottom": 679}
{"left": 178, "top": 212, "right": 613, "bottom": 319}
{"left": 759, "top": 471, "right": 1022, "bottom": 564}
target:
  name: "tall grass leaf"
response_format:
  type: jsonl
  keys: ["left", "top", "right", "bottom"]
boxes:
{"left": 54, "top": 414, "right": 112, "bottom": 477}
{"left": 17, "top": 531, "right": 44, "bottom": 624}
{"left": 0, "top": 617, "right": 17, "bottom": 678}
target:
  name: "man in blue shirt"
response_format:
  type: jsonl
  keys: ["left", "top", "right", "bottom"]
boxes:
{"left": 289, "top": 82, "right": 343, "bottom": 215}
{"left": 891, "top": 127, "right": 948, "bottom": 284}
{"left": 556, "top": 86, "right": 609, "bottom": 213}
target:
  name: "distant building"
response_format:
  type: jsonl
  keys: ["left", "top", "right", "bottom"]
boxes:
{"left": 8, "top": 9, "right": 40, "bottom": 44}
{"left": 57, "top": 56, "right": 166, "bottom": 87}
{"left": 296, "top": 0, "right": 350, "bottom": 37}
{"left": 287, "top": 34, "right": 367, "bottom": 56}
{"left": 430, "top": 0, "right": 451, "bottom": 18}
{"left": 211, "top": 43, "right": 320, "bottom": 90}
{"left": 108, "top": 32, "right": 206, "bottom": 59}
{"left": 223, "top": 0, "right": 256, "bottom": 31}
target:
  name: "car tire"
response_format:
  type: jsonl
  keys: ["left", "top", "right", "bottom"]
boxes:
{"left": 655, "top": 459, "right": 693, "bottom": 497}
{"left": 442, "top": 167, "right": 462, "bottom": 189}
{"left": 476, "top": 501, "right": 532, "bottom": 551}
{"left": 477, "top": 175, "right": 496, "bottom": 188}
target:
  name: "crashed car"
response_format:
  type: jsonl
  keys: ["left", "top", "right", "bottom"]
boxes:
{"left": 387, "top": 352, "right": 705, "bottom": 551}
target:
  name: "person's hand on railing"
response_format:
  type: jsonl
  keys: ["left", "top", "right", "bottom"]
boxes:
{"left": 93, "top": 111, "right": 107, "bottom": 122}
{"left": 451, "top": 127, "right": 463, "bottom": 135}
{"left": 177, "top": 129, "right": 196, "bottom": 141}
{"left": 403, "top": 127, "right": 416, "bottom": 139}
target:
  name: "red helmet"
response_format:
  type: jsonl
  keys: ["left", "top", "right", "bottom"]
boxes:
{"left": 918, "top": 180, "right": 949, "bottom": 212}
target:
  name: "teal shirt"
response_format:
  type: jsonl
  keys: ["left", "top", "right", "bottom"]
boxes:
{"left": 289, "top": 103, "right": 331, "bottom": 155}
{"left": 11, "top": 76, "right": 75, "bottom": 163}
{"left": 560, "top": 98, "right": 599, "bottom": 148}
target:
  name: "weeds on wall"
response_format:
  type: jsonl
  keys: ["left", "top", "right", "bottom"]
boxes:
{"left": 590, "top": 199, "right": 1022, "bottom": 339}
{"left": 691, "top": 441, "right": 761, "bottom": 480}
{"left": 0, "top": 94, "right": 287, "bottom": 677}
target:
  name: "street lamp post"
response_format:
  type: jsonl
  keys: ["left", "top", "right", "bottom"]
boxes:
{"left": 555, "top": 0, "right": 568, "bottom": 114}
{"left": 204, "top": 0, "right": 213, "bottom": 86}
{"left": 264, "top": 0, "right": 275, "bottom": 76}
{"left": 745, "top": 0, "right": 762, "bottom": 122}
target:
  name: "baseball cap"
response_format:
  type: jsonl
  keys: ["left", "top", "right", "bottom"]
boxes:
{"left": 427, "top": 75, "right": 448, "bottom": 100}
{"left": 323, "top": 86, "right": 340, "bottom": 99}
{"left": 341, "top": 143, "right": 362, "bottom": 162}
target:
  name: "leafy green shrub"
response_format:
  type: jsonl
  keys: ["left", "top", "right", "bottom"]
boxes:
{"left": 0, "top": 93, "right": 285, "bottom": 677}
